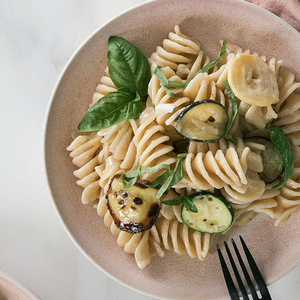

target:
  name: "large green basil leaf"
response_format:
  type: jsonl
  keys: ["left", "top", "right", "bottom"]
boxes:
{"left": 107, "top": 36, "right": 151, "bottom": 97}
{"left": 77, "top": 88, "right": 143, "bottom": 132}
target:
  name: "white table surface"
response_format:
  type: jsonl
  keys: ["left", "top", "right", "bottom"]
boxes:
{"left": 1, "top": 0, "right": 300, "bottom": 299}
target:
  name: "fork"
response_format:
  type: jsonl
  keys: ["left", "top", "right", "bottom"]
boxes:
{"left": 216, "top": 236, "right": 272, "bottom": 300}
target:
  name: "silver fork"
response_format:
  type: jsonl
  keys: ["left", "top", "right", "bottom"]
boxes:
{"left": 216, "top": 236, "right": 272, "bottom": 300}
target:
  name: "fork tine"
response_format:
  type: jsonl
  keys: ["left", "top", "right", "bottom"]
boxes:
{"left": 239, "top": 236, "right": 272, "bottom": 300}
{"left": 217, "top": 237, "right": 272, "bottom": 300}
{"left": 231, "top": 238, "right": 259, "bottom": 300}
{"left": 224, "top": 240, "right": 250, "bottom": 299}
{"left": 216, "top": 244, "right": 240, "bottom": 300}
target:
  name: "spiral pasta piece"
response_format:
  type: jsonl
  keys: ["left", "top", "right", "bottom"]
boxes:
{"left": 273, "top": 67, "right": 300, "bottom": 145}
{"left": 148, "top": 67, "right": 185, "bottom": 107}
{"left": 133, "top": 107, "right": 177, "bottom": 181}
{"left": 148, "top": 66, "right": 190, "bottom": 129}
{"left": 149, "top": 25, "right": 201, "bottom": 74}
{"left": 221, "top": 175, "right": 266, "bottom": 205}
{"left": 160, "top": 189, "right": 183, "bottom": 222}
{"left": 243, "top": 188, "right": 279, "bottom": 216}
{"left": 183, "top": 72, "right": 220, "bottom": 103}
{"left": 99, "top": 121, "right": 139, "bottom": 170}
{"left": 177, "top": 49, "right": 211, "bottom": 79}
{"left": 179, "top": 145, "right": 263, "bottom": 194}
{"left": 273, "top": 168, "right": 300, "bottom": 225}
{"left": 155, "top": 217, "right": 213, "bottom": 261}
{"left": 67, "top": 133, "right": 102, "bottom": 203}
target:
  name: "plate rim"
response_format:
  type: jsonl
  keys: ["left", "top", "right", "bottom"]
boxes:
{"left": 0, "top": 269, "right": 41, "bottom": 300}
{"left": 44, "top": 0, "right": 300, "bottom": 299}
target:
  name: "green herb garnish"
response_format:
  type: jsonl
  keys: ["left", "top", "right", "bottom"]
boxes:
{"left": 121, "top": 153, "right": 188, "bottom": 198}
{"left": 153, "top": 40, "right": 227, "bottom": 99}
{"left": 266, "top": 124, "right": 294, "bottom": 189}
{"left": 77, "top": 36, "right": 151, "bottom": 132}
{"left": 223, "top": 80, "right": 238, "bottom": 145}
{"left": 107, "top": 36, "right": 151, "bottom": 97}
{"left": 162, "top": 192, "right": 198, "bottom": 213}
{"left": 155, "top": 153, "right": 187, "bottom": 198}
{"left": 121, "top": 163, "right": 171, "bottom": 190}
{"left": 77, "top": 88, "right": 143, "bottom": 132}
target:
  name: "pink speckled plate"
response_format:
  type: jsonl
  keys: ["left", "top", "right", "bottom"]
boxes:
{"left": 0, "top": 270, "right": 41, "bottom": 300}
{"left": 44, "top": 0, "right": 300, "bottom": 299}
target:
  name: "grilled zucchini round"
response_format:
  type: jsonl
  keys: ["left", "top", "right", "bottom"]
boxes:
{"left": 174, "top": 100, "right": 229, "bottom": 142}
{"left": 106, "top": 174, "right": 161, "bottom": 234}
{"left": 181, "top": 192, "right": 234, "bottom": 233}
{"left": 245, "top": 136, "right": 284, "bottom": 184}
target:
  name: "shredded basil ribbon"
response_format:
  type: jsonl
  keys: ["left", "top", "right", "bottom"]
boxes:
{"left": 153, "top": 40, "right": 227, "bottom": 99}
{"left": 121, "top": 153, "right": 198, "bottom": 212}
{"left": 162, "top": 192, "right": 198, "bottom": 213}
{"left": 121, "top": 153, "right": 187, "bottom": 198}
{"left": 223, "top": 80, "right": 238, "bottom": 145}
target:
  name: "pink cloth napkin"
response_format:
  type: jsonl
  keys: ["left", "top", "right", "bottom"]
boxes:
{"left": 246, "top": 0, "right": 300, "bottom": 32}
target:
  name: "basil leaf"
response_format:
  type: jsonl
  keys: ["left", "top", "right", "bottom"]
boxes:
{"left": 266, "top": 124, "right": 294, "bottom": 189}
{"left": 146, "top": 169, "right": 171, "bottom": 188}
{"left": 162, "top": 196, "right": 185, "bottom": 206}
{"left": 153, "top": 66, "right": 186, "bottom": 89}
{"left": 156, "top": 153, "right": 187, "bottom": 198}
{"left": 223, "top": 80, "right": 238, "bottom": 145}
{"left": 153, "top": 66, "right": 169, "bottom": 86}
{"left": 77, "top": 88, "right": 143, "bottom": 132}
{"left": 121, "top": 165, "right": 142, "bottom": 189}
{"left": 161, "top": 84, "right": 176, "bottom": 99}
{"left": 184, "top": 40, "right": 227, "bottom": 86}
{"left": 162, "top": 192, "right": 198, "bottom": 213}
{"left": 181, "top": 193, "right": 198, "bottom": 213}
{"left": 153, "top": 67, "right": 178, "bottom": 99}
{"left": 107, "top": 36, "right": 151, "bottom": 97}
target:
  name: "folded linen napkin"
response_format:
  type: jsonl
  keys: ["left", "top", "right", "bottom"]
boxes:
{"left": 246, "top": 0, "right": 300, "bottom": 32}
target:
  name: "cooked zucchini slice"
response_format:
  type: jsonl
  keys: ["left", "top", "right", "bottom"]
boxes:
{"left": 245, "top": 136, "right": 284, "bottom": 184}
{"left": 228, "top": 54, "right": 279, "bottom": 106}
{"left": 174, "top": 100, "right": 229, "bottom": 142}
{"left": 106, "top": 174, "right": 161, "bottom": 234}
{"left": 181, "top": 192, "right": 234, "bottom": 233}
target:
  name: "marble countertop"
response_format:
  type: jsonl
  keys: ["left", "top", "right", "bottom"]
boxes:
{"left": 1, "top": 0, "right": 300, "bottom": 299}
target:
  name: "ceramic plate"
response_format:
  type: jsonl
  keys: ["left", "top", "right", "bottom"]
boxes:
{"left": 45, "top": 0, "right": 300, "bottom": 299}
{"left": 0, "top": 270, "right": 41, "bottom": 300}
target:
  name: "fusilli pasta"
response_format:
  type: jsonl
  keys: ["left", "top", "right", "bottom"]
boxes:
{"left": 67, "top": 26, "right": 300, "bottom": 269}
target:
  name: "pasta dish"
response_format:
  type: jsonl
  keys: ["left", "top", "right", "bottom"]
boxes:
{"left": 67, "top": 26, "right": 300, "bottom": 269}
